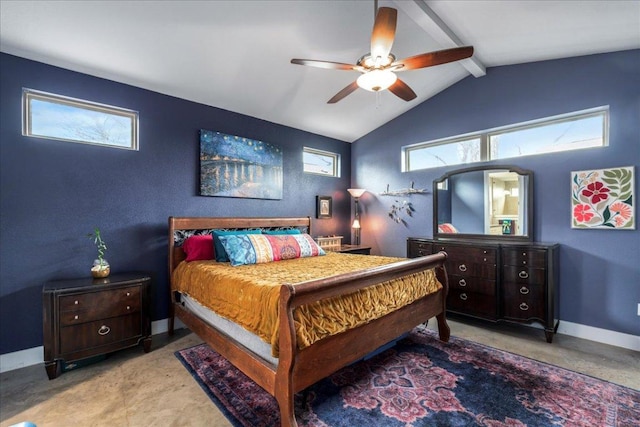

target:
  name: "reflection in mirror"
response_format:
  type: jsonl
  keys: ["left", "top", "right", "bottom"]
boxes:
{"left": 434, "top": 166, "right": 533, "bottom": 241}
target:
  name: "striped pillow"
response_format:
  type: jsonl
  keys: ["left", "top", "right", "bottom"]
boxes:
{"left": 218, "top": 233, "right": 325, "bottom": 266}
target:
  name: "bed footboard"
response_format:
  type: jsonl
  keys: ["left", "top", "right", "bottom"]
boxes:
{"left": 275, "top": 252, "right": 448, "bottom": 427}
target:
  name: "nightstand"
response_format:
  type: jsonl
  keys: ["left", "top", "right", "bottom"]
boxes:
{"left": 334, "top": 245, "right": 371, "bottom": 255}
{"left": 43, "top": 272, "right": 151, "bottom": 379}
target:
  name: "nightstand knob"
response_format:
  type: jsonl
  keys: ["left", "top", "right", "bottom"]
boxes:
{"left": 98, "top": 325, "right": 111, "bottom": 336}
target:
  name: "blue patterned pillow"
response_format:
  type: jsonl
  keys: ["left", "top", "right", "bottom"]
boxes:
{"left": 212, "top": 229, "right": 261, "bottom": 262}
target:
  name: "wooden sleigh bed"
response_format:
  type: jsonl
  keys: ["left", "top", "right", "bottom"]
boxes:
{"left": 168, "top": 216, "right": 450, "bottom": 427}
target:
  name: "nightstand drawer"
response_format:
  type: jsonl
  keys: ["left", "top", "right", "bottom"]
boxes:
{"left": 59, "top": 286, "right": 140, "bottom": 312}
{"left": 60, "top": 313, "right": 141, "bottom": 354}
{"left": 60, "top": 297, "right": 141, "bottom": 326}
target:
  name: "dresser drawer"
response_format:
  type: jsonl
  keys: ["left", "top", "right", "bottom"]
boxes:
{"left": 433, "top": 244, "right": 497, "bottom": 263}
{"left": 448, "top": 290, "right": 496, "bottom": 319}
{"left": 503, "top": 266, "right": 545, "bottom": 285}
{"left": 60, "top": 313, "right": 142, "bottom": 354}
{"left": 449, "top": 274, "right": 496, "bottom": 295}
{"left": 408, "top": 240, "right": 433, "bottom": 258}
{"left": 502, "top": 285, "right": 545, "bottom": 320}
{"left": 449, "top": 259, "right": 496, "bottom": 280}
{"left": 502, "top": 249, "right": 546, "bottom": 268}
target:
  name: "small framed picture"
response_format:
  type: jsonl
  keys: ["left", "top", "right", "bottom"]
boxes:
{"left": 316, "top": 196, "right": 332, "bottom": 219}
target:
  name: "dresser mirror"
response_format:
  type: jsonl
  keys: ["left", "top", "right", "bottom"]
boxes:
{"left": 433, "top": 165, "right": 533, "bottom": 241}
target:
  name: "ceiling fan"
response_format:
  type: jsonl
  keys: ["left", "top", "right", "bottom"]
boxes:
{"left": 291, "top": 5, "right": 473, "bottom": 104}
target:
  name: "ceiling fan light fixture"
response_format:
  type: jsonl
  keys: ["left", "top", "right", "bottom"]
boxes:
{"left": 357, "top": 69, "right": 397, "bottom": 92}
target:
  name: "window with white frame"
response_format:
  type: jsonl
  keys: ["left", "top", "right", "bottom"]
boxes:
{"left": 303, "top": 147, "right": 341, "bottom": 177}
{"left": 22, "top": 88, "right": 139, "bottom": 150}
{"left": 403, "top": 107, "right": 608, "bottom": 172}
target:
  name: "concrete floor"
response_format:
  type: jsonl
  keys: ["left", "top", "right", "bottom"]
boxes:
{"left": 1, "top": 318, "right": 638, "bottom": 427}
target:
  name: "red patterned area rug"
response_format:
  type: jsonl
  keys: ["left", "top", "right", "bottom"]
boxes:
{"left": 175, "top": 327, "right": 639, "bottom": 426}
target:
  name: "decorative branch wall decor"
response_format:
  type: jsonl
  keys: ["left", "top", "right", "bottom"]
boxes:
{"left": 379, "top": 181, "right": 428, "bottom": 196}
{"left": 388, "top": 200, "right": 415, "bottom": 225}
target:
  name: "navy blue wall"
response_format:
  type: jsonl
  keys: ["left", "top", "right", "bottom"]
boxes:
{"left": 352, "top": 50, "right": 640, "bottom": 336}
{"left": 0, "top": 53, "right": 352, "bottom": 354}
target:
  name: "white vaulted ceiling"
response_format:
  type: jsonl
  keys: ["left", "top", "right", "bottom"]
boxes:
{"left": 1, "top": 1, "right": 638, "bottom": 142}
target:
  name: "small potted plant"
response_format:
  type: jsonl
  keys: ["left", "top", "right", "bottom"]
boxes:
{"left": 88, "top": 227, "right": 110, "bottom": 278}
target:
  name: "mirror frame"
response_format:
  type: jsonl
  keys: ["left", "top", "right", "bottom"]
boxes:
{"left": 433, "top": 165, "right": 534, "bottom": 242}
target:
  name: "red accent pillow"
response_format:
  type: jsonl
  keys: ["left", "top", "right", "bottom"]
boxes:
{"left": 182, "top": 235, "right": 215, "bottom": 262}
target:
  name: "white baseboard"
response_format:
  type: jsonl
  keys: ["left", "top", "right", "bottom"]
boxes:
{"left": 0, "top": 318, "right": 186, "bottom": 374}
{"left": 1, "top": 318, "right": 637, "bottom": 374}
{"left": 556, "top": 320, "right": 640, "bottom": 352}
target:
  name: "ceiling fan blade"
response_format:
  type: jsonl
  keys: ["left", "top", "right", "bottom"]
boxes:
{"left": 388, "top": 78, "right": 417, "bottom": 101}
{"left": 370, "top": 7, "right": 397, "bottom": 61}
{"left": 392, "top": 46, "right": 474, "bottom": 71}
{"left": 327, "top": 81, "right": 359, "bottom": 104}
{"left": 291, "top": 59, "right": 362, "bottom": 71}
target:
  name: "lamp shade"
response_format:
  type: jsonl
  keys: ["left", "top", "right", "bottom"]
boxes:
{"left": 347, "top": 188, "right": 366, "bottom": 198}
{"left": 352, "top": 219, "right": 361, "bottom": 229}
{"left": 356, "top": 70, "right": 397, "bottom": 92}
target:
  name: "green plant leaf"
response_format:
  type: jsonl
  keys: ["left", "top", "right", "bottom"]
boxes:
{"left": 602, "top": 206, "right": 611, "bottom": 222}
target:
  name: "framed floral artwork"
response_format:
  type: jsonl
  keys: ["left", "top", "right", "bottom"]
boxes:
{"left": 571, "top": 166, "right": 634, "bottom": 229}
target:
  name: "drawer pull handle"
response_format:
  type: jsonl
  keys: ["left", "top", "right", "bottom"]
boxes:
{"left": 519, "top": 271, "right": 529, "bottom": 279}
{"left": 459, "top": 279, "right": 467, "bottom": 287}
{"left": 127, "top": 305, "right": 131, "bottom": 310}
{"left": 98, "top": 325, "right": 111, "bottom": 336}
{"left": 483, "top": 257, "right": 487, "bottom": 262}
{"left": 522, "top": 261, "right": 527, "bottom": 265}
{"left": 74, "top": 315, "right": 79, "bottom": 320}
{"left": 519, "top": 303, "right": 529, "bottom": 311}
{"left": 483, "top": 250, "right": 487, "bottom": 254}
{"left": 458, "top": 264, "right": 468, "bottom": 272}
{"left": 74, "top": 300, "right": 79, "bottom": 305}
{"left": 460, "top": 293, "right": 468, "bottom": 301}
{"left": 126, "top": 292, "right": 131, "bottom": 296}
{"left": 519, "top": 287, "right": 530, "bottom": 295}
{"left": 522, "top": 252, "right": 527, "bottom": 256}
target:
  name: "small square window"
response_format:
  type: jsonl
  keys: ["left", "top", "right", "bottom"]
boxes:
{"left": 303, "top": 147, "right": 340, "bottom": 177}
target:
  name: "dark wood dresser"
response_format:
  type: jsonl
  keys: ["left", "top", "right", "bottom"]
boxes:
{"left": 43, "top": 272, "right": 152, "bottom": 379}
{"left": 408, "top": 238, "right": 559, "bottom": 342}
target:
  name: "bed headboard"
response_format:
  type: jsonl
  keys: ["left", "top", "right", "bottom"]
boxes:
{"left": 168, "top": 216, "right": 312, "bottom": 277}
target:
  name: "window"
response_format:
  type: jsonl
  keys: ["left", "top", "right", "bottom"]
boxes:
{"left": 22, "top": 88, "right": 139, "bottom": 150}
{"left": 403, "top": 107, "right": 608, "bottom": 172}
{"left": 403, "top": 136, "right": 482, "bottom": 171}
{"left": 303, "top": 147, "right": 340, "bottom": 177}
{"left": 489, "top": 111, "right": 607, "bottom": 160}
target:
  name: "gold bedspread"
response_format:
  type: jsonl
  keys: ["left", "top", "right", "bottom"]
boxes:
{"left": 172, "top": 252, "right": 442, "bottom": 356}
